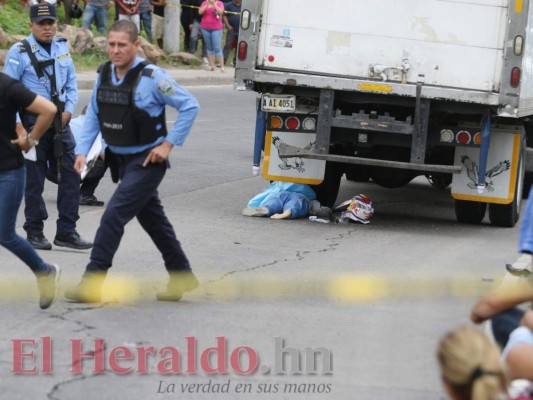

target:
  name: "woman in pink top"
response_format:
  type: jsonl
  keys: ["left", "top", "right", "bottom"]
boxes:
{"left": 199, "top": 0, "right": 225, "bottom": 72}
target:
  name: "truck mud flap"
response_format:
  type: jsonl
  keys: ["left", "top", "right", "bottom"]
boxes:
{"left": 451, "top": 130, "right": 521, "bottom": 204}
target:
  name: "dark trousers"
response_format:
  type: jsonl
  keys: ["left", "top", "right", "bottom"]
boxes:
{"left": 86, "top": 152, "right": 190, "bottom": 274}
{"left": 223, "top": 28, "right": 238, "bottom": 64}
{"left": 181, "top": 18, "right": 192, "bottom": 51}
{"left": 80, "top": 158, "right": 107, "bottom": 197}
{"left": 24, "top": 127, "right": 80, "bottom": 237}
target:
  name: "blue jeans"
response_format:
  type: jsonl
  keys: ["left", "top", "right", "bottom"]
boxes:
{"left": 0, "top": 166, "right": 49, "bottom": 275}
{"left": 519, "top": 185, "right": 533, "bottom": 252}
{"left": 140, "top": 11, "right": 153, "bottom": 42}
{"left": 201, "top": 28, "right": 223, "bottom": 58}
{"left": 81, "top": 3, "right": 108, "bottom": 34}
{"left": 190, "top": 20, "right": 207, "bottom": 57}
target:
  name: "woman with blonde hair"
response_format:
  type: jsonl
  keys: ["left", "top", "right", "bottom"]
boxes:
{"left": 437, "top": 326, "right": 509, "bottom": 400}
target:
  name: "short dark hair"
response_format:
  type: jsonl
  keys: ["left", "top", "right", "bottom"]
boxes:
{"left": 109, "top": 20, "right": 138, "bottom": 42}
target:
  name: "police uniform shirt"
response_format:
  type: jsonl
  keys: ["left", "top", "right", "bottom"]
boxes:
{"left": 76, "top": 57, "right": 200, "bottom": 156}
{"left": 3, "top": 34, "right": 78, "bottom": 118}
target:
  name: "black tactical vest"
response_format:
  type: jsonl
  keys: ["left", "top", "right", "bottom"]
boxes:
{"left": 96, "top": 61, "right": 167, "bottom": 146}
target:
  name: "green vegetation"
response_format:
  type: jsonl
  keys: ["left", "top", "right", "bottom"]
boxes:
{"left": 0, "top": 0, "right": 205, "bottom": 71}
{"left": 0, "top": 0, "right": 31, "bottom": 36}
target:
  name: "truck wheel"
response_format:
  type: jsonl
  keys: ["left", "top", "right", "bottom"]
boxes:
{"left": 488, "top": 146, "right": 525, "bottom": 227}
{"left": 313, "top": 162, "right": 343, "bottom": 208}
{"left": 523, "top": 172, "right": 533, "bottom": 199}
{"left": 455, "top": 200, "right": 487, "bottom": 224}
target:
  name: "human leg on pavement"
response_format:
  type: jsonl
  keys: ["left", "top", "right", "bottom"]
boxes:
{"left": 65, "top": 155, "right": 166, "bottom": 302}
{"left": 507, "top": 185, "right": 533, "bottom": 275}
{"left": 0, "top": 166, "right": 60, "bottom": 309}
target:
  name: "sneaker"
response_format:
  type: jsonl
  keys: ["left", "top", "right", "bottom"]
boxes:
{"left": 79, "top": 195, "right": 104, "bottom": 206}
{"left": 202, "top": 57, "right": 209, "bottom": 65}
{"left": 27, "top": 233, "right": 52, "bottom": 251}
{"left": 64, "top": 272, "right": 105, "bottom": 303}
{"left": 37, "top": 264, "right": 61, "bottom": 309}
{"left": 156, "top": 271, "right": 199, "bottom": 302}
{"left": 242, "top": 207, "right": 269, "bottom": 217}
{"left": 54, "top": 232, "right": 93, "bottom": 250}
{"left": 506, "top": 253, "right": 533, "bottom": 277}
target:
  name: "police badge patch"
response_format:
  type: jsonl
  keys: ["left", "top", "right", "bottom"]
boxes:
{"left": 157, "top": 79, "right": 175, "bottom": 96}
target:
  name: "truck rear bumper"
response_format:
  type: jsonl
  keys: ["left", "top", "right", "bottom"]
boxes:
{"left": 278, "top": 143, "right": 462, "bottom": 174}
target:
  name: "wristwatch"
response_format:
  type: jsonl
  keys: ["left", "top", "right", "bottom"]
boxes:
{"left": 27, "top": 133, "right": 39, "bottom": 148}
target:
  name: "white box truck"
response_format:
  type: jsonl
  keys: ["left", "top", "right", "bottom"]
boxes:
{"left": 234, "top": 0, "right": 533, "bottom": 227}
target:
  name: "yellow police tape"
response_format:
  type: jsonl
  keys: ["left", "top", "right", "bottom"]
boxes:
{"left": 0, "top": 272, "right": 526, "bottom": 304}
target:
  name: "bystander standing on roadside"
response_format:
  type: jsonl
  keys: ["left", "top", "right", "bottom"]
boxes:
{"left": 138, "top": 0, "right": 153, "bottom": 42}
{"left": 81, "top": 0, "right": 112, "bottom": 34}
{"left": 222, "top": 0, "right": 240, "bottom": 66}
{"left": 199, "top": 0, "right": 224, "bottom": 72}
{"left": 150, "top": 0, "right": 164, "bottom": 49}
{"left": 180, "top": 0, "right": 193, "bottom": 52}
{"left": 65, "top": 20, "right": 200, "bottom": 303}
{"left": 3, "top": 3, "right": 93, "bottom": 251}
{"left": 0, "top": 72, "right": 60, "bottom": 310}
{"left": 115, "top": 0, "right": 141, "bottom": 33}
{"left": 189, "top": 0, "right": 208, "bottom": 64}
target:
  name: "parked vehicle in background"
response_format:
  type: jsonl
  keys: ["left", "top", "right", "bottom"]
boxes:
{"left": 235, "top": 0, "right": 533, "bottom": 227}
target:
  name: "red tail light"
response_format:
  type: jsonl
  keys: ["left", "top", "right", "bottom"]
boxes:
{"left": 511, "top": 67, "right": 521, "bottom": 87}
{"left": 456, "top": 130, "right": 471, "bottom": 144}
{"left": 285, "top": 117, "right": 300, "bottom": 130}
{"left": 238, "top": 41, "right": 248, "bottom": 61}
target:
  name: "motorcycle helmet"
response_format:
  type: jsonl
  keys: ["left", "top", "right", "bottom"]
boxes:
{"left": 69, "top": 3, "right": 83, "bottom": 19}
{"left": 334, "top": 194, "right": 374, "bottom": 224}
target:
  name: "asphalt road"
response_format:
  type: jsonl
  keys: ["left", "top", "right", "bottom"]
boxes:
{"left": 0, "top": 85, "right": 522, "bottom": 400}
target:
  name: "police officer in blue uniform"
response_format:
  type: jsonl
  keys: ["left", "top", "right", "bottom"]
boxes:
{"left": 3, "top": 3, "right": 93, "bottom": 251}
{"left": 65, "top": 20, "right": 200, "bottom": 303}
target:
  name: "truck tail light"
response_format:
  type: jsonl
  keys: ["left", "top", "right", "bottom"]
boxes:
{"left": 285, "top": 117, "right": 300, "bottom": 130}
{"left": 456, "top": 130, "right": 471, "bottom": 144}
{"left": 238, "top": 41, "right": 248, "bottom": 61}
{"left": 473, "top": 132, "right": 482, "bottom": 145}
{"left": 514, "top": 35, "right": 523, "bottom": 56}
{"left": 440, "top": 129, "right": 454, "bottom": 143}
{"left": 511, "top": 67, "right": 521, "bottom": 87}
{"left": 240, "top": 10, "right": 251, "bottom": 30}
{"left": 302, "top": 117, "right": 316, "bottom": 131}
{"left": 270, "top": 116, "right": 283, "bottom": 129}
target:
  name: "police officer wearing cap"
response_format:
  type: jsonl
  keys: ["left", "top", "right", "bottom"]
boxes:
{"left": 3, "top": 3, "right": 93, "bottom": 251}
{"left": 64, "top": 20, "right": 200, "bottom": 303}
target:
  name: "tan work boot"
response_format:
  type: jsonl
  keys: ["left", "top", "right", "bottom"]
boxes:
{"left": 37, "top": 264, "right": 61, "bottom": 310}
{"left": 157, "top": 271, "right": 199, "bottom": 302}
{"left": 64, "top": 272, "right": 106, "bottom": 303}
{"left": 506, "top": 253, "right": 533, "bottom": 277}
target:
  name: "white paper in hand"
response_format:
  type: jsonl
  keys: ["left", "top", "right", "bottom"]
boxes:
{"left": 81, "top": 133, "right": 103, "bottom": 180}
{"left": 23, "top": 147, "right": 37, "bottom": 161}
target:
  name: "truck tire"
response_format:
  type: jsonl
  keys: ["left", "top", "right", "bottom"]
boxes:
{"left": 488, "top": 146, "right": 525, "bottom": 227}
{"left": 313, "top": 162, "right": 343, "bottom": 208}
{"left": 523, "top": 172, "right": 533, "bottom": 199}
{"left": 455, "top": 200, "right": 487, "bottom": 224}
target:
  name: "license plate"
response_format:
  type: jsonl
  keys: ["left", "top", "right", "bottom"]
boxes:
{"left": 261, "top": 94, "right": 296, "bottom": 113}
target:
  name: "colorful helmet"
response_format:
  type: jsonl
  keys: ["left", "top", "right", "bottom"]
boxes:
{"left": 334, "top": 194, "right": 374, "bottom": 224}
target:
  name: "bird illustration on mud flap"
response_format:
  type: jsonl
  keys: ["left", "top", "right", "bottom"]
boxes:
{"left": 272, "top": 136, "right": 315, "bottom": 173}
{"left": 461, "top": 155, "right": 511, "bottom": 192}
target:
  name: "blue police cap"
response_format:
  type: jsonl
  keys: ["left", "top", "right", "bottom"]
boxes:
{"left": 30, "top": 4, "right": 57, "bottom": 23}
